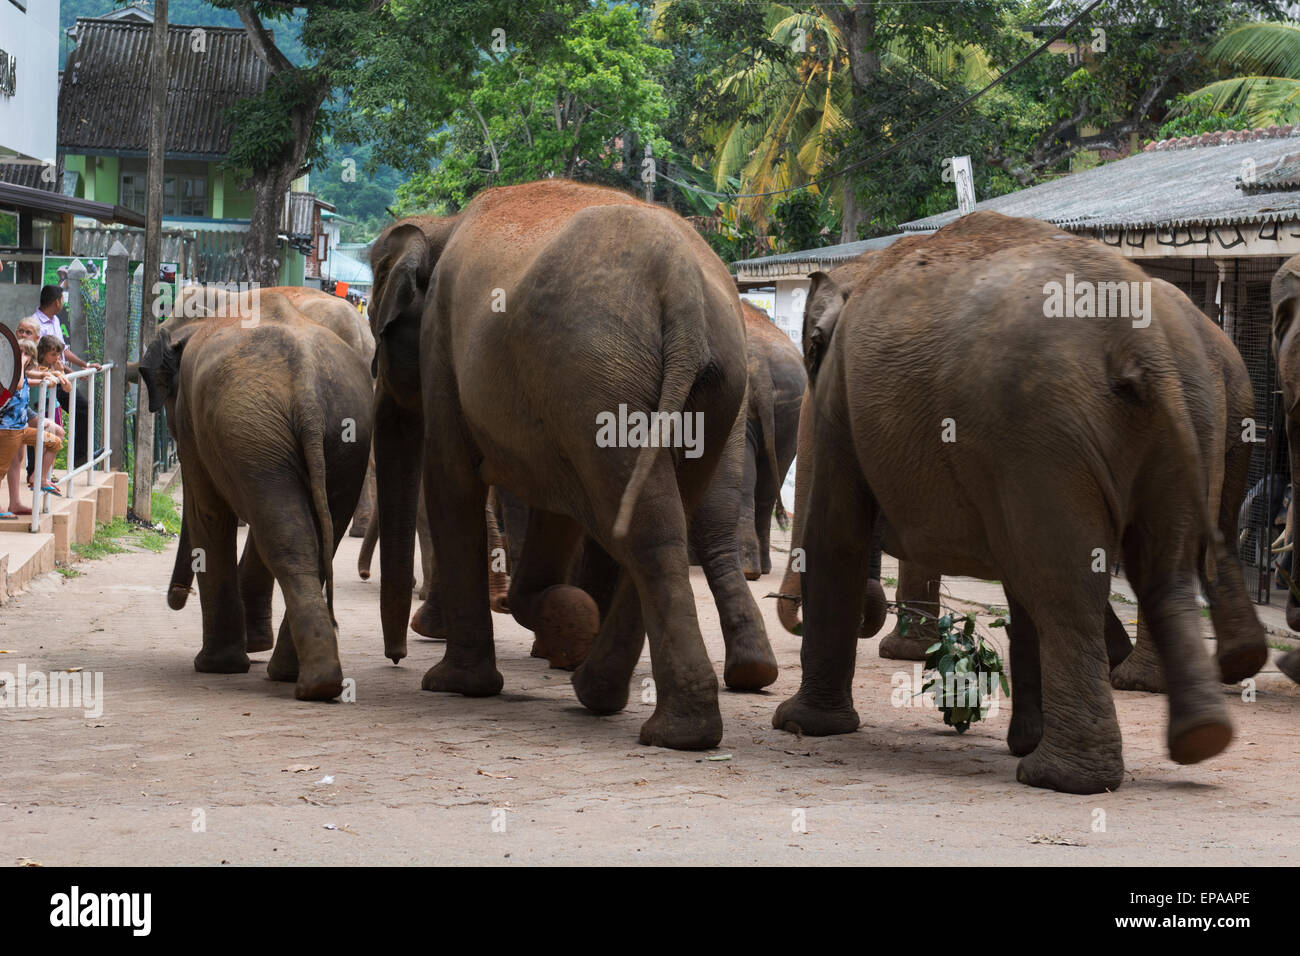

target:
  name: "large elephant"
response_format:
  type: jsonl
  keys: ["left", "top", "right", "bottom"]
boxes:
{"left": 368, "top": 180, "right": 774, "bottom": 749}
{"left": 1268, "top": 255, "right": 1300, "bottom": 682}
{"left": 775, "top": 211, "right": 1263, "bottom": 793}
{"left": 738, "top": 301, "right": 805, "bottom": 579}
{"left": 777, "top": 268, "right": 1266, "bottom": 692}
{"left": 138, "top": 288, "right": 374, "bottom": 700}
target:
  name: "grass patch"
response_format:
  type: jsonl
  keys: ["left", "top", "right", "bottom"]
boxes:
{"left": 55, "top": 566, "right": 81, "bottom": 578}
{"left": 71, "top": 507, "right": 177, "bottom": 561}
{"left": 883, "top": 576, "right": 898, "bottom": 588}
{"left": 987, "top": 605, "right": 1009, "bottom": 617}
{"left": 1268, "top": 640, "right": 1295, "bottom": 653}
{"left": 1109, "top": 591, "right": 1135, "bottom": 605}
{"left": 150, "top": 489, "right": 182, "bottom": 535}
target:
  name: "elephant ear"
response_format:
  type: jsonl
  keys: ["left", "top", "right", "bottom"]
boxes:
{"left": 138, "top": 322, "right": 199, "bottom": 413}
{"left": 802, "top": 271, "right": 848, "bottom": 383}
{"left": 369, "top": 224, "right": 435, "bottom": 369}
{"left": 1272, "top": 255, "right": 1300, "bottom": 353}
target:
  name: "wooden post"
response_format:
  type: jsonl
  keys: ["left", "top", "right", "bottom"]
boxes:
{"left": 104, "top": 240, "right": 130, "bottom": 472}
{"left": 134, "top": 0, "right": 168, "bottom": 520}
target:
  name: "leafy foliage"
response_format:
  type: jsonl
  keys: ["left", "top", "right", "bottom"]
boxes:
{"left": 909, "top": 611, "right": 1009, "bottom": 734}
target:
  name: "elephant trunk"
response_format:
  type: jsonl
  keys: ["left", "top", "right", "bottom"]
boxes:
{"left": 375, "top": 391, "right": 423, "bottom": 663}
{"left": 358, "top": 506, "right": 379, "bottom": 580}
{"left": 168, "top": 510, "right": 194, "bottom": 610}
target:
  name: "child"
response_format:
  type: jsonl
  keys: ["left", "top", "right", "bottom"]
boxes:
{"left": 0, "top": 340, "right": 64, "bottom": 517}
{"left": 29, "top": 337, "right": 68, "bottom": 496}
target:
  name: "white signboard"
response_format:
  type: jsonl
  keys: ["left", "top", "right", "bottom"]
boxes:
{"left": 951, "top": 155, "right": 976, "bottom": 216}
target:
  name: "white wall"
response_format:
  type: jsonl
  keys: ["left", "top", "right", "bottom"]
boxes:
{"left": 773, "top": 277, "right": 809, "bottom": 348}
{"left": 0, "top": 1, "right": 60, "bottom": 162}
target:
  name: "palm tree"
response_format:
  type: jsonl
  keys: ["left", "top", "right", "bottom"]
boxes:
{"left": 1184, "top": 21, "right": 1300, "bottom": 125}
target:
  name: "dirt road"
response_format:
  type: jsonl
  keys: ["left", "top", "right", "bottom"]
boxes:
{"left": 3, "top": 528, "right": 1298, "bottom": 865}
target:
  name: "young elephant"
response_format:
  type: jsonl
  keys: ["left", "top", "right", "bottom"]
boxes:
{"left": 778, "top": 211, "right": 1262, "bottom": 793}
{"left": 738, "top": 301, "right": 805, "bottom": 579}
{"left": 370, "top": 180, "right": 773, "bottom": 749}
{"left": 138, "top": 291, "right": 374, "bottom": 700}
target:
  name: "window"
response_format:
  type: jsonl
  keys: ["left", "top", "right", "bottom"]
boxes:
{"left": 120, "top": 172, "right": 208, "bottom": 217}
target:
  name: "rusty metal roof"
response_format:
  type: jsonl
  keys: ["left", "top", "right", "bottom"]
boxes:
{"left": 901, "top": 128, "right": 1300, "bottom": 234}
{"left": 59, "top": 18, "right": 270, "bottom": 159}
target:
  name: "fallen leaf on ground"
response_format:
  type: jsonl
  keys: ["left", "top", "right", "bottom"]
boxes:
{"left": 1029, "top": 833, "right": 1084, "bottom": 846}
{"left": 16, "top": 857, "right": 43, "bottom": 867}
{"left": 283, "top": 764, "right": 319, "bottom": 773}
{"left": 477, "top": 769, "right": 514, "bottom": 779}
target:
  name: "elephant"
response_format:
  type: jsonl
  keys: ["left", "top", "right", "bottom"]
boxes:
{"left": 775, "top": 210, "right": 1264, "bottom": 793}
{"left": 777, "top": 268, "right": 1266, "bottom": 693}
{"left": 1268, "top": 255, "right": 1300, "bottom": 683}
{"left": 137, "top": 288, "right": 374, "bottom": 700}
{"left": 738, "top": 300, "right": 805, "bottom": 580}
{"left": 368, "top": 180, "right": 776, "bottom": 749}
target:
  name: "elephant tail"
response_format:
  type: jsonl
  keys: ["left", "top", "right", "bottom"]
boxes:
{"left": 301, "top": 420, "right": 336, "bottom": 620}
{"left": 612, "top": 266, "right": 712, "bottom": 541}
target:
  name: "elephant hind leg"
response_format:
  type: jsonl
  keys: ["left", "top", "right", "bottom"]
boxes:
{"left": 507, "top": 507, "right": 591, "bottom": 670}
{"left": 184, "top": 465, "right": 249, "bottom": 676}
{"left": 879, "top": 561, "right": 941, "bottom": 659}
{"left": 1109, "top": 613, "right": 1166, "bottom": 693}
{"left": 1120, "top": 515, "right": 1232, "bottom": 768}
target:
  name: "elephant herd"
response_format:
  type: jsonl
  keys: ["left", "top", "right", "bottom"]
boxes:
{"left": 137, "top": 180, "right": 1300, "bottom": 795}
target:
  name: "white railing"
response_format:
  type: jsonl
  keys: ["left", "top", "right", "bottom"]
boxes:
{"left": 30, "top": 363, "right": 114, "bottom": 532}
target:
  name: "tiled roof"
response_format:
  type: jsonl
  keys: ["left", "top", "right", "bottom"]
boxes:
{"left": 59, "top": 19, "right": 270, "bottom": 158}
{"left": 900, "top": 127, "right": 1300, "bottom": 234}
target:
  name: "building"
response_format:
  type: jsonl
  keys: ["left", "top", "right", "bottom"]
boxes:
{"left": 56, "top": 12, "right": 332, "bottom": 285}
{"left": 732, "top": 126, "right": 1300, "bottom": 604}
{"left": 0, "top": 0, "right": 60, "bottom": 163}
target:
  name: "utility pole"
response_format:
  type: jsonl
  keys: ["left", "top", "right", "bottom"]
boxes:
{"left": 134, "top": 0, "right": 168, "bottom": 520}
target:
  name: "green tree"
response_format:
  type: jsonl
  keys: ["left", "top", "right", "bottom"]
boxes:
{"left": 394, "top": 2, "right": 671, "bottom": 212}
{"left": 1180, "top": 19, "right": 1300, "bottom": 126}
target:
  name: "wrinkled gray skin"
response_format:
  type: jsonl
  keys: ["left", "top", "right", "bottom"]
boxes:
{"left": 138, "top": 292, "right": 373, "bottom": 700}
{"left": 1268, "top": 256, "right": 1300, "bottom": 683}
{"left": 776, "top": 211, "right": 1261, "bottom": 793}
{"left": 738, "top": 302, "right": 805, "bottom": 579}
{"left": 368, "top": 181, "right": 776, "bottom": 748}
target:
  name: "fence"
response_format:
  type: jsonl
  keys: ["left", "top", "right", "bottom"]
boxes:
{"left": 29, "top": 363, "right": 115, "bottom": 532}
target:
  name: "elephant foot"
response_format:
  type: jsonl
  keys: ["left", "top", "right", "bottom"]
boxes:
{"left": 245, "top": 618, "right": 274, "bottom": 655}
{"left": 1215, "top": 638, "right": 1269, "bottom": 685}
{"left": 294, "top": 661, "right": 344, "bottom": 702}
{"left": 1277, "top": 648, "right": 1300, "bottom": 684}
{"left": 638, "top": 688, "right": 724, "bottom": 751}
{"left": 1015, "top": 744, "right": 1124, "bottom": 794}
{"left": 722, "top": 636, "right": 778, "bottom": 692}
{"left": 532, "top": 585, "right": 599, "bottom": 671}
{"left": 772, "top": 690, "right": 860, "bottom": 737}
{"left": 266, "top": 642, "right": 298, "bottom": 683}
{"left": 571, "top": 659, "right": 631, "bottom": 715}
{"left": 194, "top": 645, "right": 250, "bottom": 675}
{"left": 878, "top": 624, "right": 934, "bottom": 661}
{"left": 742, "top": 567, "right": 761, "bottom": 582}
{"left": 860, "top": 579, "right": 888, "bottom": 640}
{"left": 421, "top": 656, "right": 504, "bottom": 697}
{"left": 1007, "top": 711, "right": 1043, "bottom": 757}
{"left": 410, "top": 600, "right": 447, "bottom": 641}
{"left": 167, "top": 584, "right": 191, "bottom": 610}
{"left": 760, "top": 554, "right": 772, "bottom": 576}
{"left": 1167, "top": 712, "right": 1233, "bottom": 766}
{"left": 1109, "top": 642, "right": 1166, "bottom": 694}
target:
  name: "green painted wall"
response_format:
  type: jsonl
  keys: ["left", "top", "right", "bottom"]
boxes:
{"left": 280, "top": 249, "right": 305, "bottom": 286}
{"left": 64, "top": 155, "right": 87, "bottom": 198}
{"left": 93, "top": 156, "right": 119, "bottom": 204}
{"left": 222, "top": 167, "right": 253, "bottom": 218}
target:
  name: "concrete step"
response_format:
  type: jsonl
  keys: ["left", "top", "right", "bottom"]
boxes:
{"left": 0, "top": 531, "right": 56, "bottom": 604}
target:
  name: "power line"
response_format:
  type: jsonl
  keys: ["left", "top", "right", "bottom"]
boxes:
{"left": 661, "top": 0, "right": 1109, "bottom": 202}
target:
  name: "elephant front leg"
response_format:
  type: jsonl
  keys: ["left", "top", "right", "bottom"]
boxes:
{"left": 238, "top": 534, "right": 275, "bottom": 654}
{"left": 690, "top": 440, "right": 777, "bottom": 691}
{"left": 419, "top": 436, "right": 502, "bottom": 698}
{"left": 1109, "top": 613, "right": 1166, "bottom": 693}
{"left": 879, "top": 560, "right": 941, "bottom": 659}
{"left": 772, "top": 441, "right": 873, "bottom": 737}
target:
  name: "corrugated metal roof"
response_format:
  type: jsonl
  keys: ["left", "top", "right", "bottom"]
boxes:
{"left": 901, "top": 130, "right": 1300, "bottom": 234}
{"left": 731, "top": 232, "right": 907, "bottom": 277}
{"left": 59, "top": 19, "right": 270, "bottom": 158}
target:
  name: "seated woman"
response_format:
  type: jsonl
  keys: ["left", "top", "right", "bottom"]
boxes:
{"left": 0, "top": 340, "right": 64, "bottom": 518}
